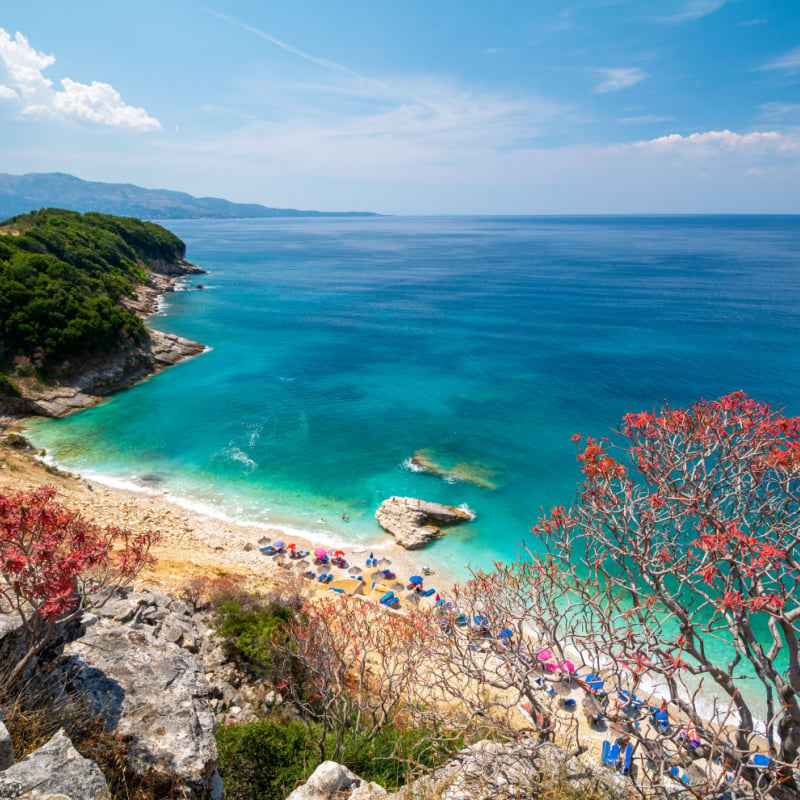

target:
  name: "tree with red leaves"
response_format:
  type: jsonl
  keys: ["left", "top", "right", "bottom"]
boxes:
{"left": 0, "top": 485, "right": 156, "bottom": 693}
{"left": 523, "top": 392, "right": 800, "bottom": 797}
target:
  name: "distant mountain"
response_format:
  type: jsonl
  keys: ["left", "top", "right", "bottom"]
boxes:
{"left": 0, "top": 172, "right": 378, "bottom": 221}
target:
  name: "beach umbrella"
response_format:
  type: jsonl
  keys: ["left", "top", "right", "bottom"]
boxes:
{"left": 409, "top": 575, "right": 424, "bottom": 585}
{"left": 316, "top": 564, "right": 328, "bottom": 574}
{"left": 334, "top": 550, "right": 345, "bottom": 557}
{"left": 558, "top": 659, "right": 576, "bottom": 674}
{"left": 273, "top": 540, "right": 286, "bottom": 549}
{"left": 377, "top": 557, "right": 391, "bottom": 567}
{"left": 473, "top": 615, "right": 489, "bottom": 627}
{"left": 297, "top": 560, "right": 310, "bottom": 569}
{"left": 500, "top": 628, "right": 513, "bottom": 639}
{"left": 258, "top": 536, "right": 271, "bottom": 546}
{"left": 286, "top": 543, "right": 296, "bottom": 550}
{"left": 314, "top": 548, "right": 327, "bottom": 558}
{"left": 349, "top": 565, "right": 362, "bottom": 574}
{"left": 538, "top": 648, "right": 553, "bottom": 662}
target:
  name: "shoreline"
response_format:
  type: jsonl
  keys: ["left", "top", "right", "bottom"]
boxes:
{"left": 0, "top": 431, "right": 461, "bottom": 603}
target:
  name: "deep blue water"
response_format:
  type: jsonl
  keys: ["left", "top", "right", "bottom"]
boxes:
{"left": 26, "top": 215, "right": 800, "bottom": 580}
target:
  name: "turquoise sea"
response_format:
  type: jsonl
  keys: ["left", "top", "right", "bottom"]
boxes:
{"left": 26, "top": 215, "right": 800, "bottom": 581}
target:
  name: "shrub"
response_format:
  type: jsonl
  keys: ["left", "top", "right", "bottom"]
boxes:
{"left": 216, "top": 717, "right": 318, "bottom": 800}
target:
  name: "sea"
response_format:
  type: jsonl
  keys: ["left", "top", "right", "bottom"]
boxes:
{"left": 25, "top": 215, "right": 800, "bottom": 584}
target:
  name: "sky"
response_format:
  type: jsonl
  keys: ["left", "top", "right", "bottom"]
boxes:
{"left": 0, "top": 1, "right": 799, "bottom": 214}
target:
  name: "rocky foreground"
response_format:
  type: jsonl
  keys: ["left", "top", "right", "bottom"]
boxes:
{"left": 0, "top": 585, "right": 278, "bottom": 799}
{"left": 375, "top": 496, "right": 472, "bottom": 549}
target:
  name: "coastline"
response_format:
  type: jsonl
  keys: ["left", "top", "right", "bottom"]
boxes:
{"left": 0, "top": 433, "right": 460, "bottom": 602}
{"left": 1, "top": 259, "right": 207, "bottom": 419}
{"left": 0, "top": 248, "right": 462, "bottom": 601}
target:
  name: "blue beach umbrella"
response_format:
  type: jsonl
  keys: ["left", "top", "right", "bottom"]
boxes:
{"left": 500, "top": 628, "right": 513, "bottom": 638}
{"left": 409, "top": 575, "right": 424, "bottom": 585}
{"left": 473, "top": 615, "right": 489, "bottom": 627}
{"left": 273, "top": 540, "right": 286, "bottom": 549}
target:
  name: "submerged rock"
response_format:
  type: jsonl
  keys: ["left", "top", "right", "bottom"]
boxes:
{"left": 375, "top": 496, "right": 472, "bottom": 549}
{"left": 409, "top": 449, "right": 497, "bottom": 490}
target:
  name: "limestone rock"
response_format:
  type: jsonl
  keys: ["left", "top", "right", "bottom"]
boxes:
{"left": 0, "top": 729, "right": 110, "bottom": 800}
{"left": 374, "top": 497, "right": 472, "bottom": 549}
{"left": 286, "top": 761, "right": 362, "bottom": 800}
{"left": 0, "top": 715, "right": 14, "bottom": 770}
{"left": 392, "top": 740, "right": 625, "bottom": 800}
{"left": 63, "top": 619, "right": 219, "bottom": 798}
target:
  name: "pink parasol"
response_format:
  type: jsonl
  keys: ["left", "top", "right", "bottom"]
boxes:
{"left": 314, "top": 548, "right": 327, "bottom": 558}
{"left": 537, "top": 648, "right": 553, "bottom": 662}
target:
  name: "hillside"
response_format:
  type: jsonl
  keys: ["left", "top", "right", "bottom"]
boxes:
{"left": 0, "top": 172, "right": 379, "bottom": 220}
{"left": 0, "top": 208, "right": 204, "bottom": 416}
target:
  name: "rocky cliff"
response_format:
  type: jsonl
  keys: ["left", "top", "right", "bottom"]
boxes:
{"left": 0, "top": 587, "right": 232, "bottom": 799}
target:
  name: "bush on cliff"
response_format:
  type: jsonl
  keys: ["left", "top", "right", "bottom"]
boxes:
{"left": 0, "top": 207, "right": 186, "bottom": 366}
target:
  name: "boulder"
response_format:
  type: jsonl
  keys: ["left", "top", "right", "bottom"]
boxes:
{"left": 392, "top": 740, "right": 625, "bottom": 800}
{"left": 0, "top": 729, "right": 110, "bottom": 800}
{"left": 374, "top": 497, "right": 472, "bottom": 549}
{"left": 0, "top": 715, "right": 13, "bottom": 770}
{"left": 286, "top": 761, "right": 363, "bottom": 800}
{"left": 63, "top": 619, "right": 219, "bottom": 799}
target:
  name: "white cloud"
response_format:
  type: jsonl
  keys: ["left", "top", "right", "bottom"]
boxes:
{"left": 758, "top": 48, "right": 800, "bottom": 73}
{"left": 593, "top": 67, "right": 647, "bottom": 94}
{"left": 0, "top": 28, "right": 160, "bottom": 130}
{"left": 0, "top": 29, "right": 53, "bottom": 96}
{"left": 664, "top": 0, "right": 731, "bottom": 22}
{"left": 758, "top": 102, "right": 800, "bottom": 122}
{"left": 747, "top": 167, "right": 763, "bottom": 175}
{"left": 617, "top": 114, "right": 672, "bottom": 124}
{"left": 636, "top": 129, "right": 800, "bottom": 153}
{"left": 53, "top": 78, "right": 161, "bottom": 130}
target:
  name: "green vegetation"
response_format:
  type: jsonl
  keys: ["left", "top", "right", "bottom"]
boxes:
{"left": 0, "top": 207, "right": 186, "bottom": 367}
{"left": 213, "top": 596, "right": 295, "bottom": 679}
{"left": 217, "top": 717, "right": 452, "bottom": 800}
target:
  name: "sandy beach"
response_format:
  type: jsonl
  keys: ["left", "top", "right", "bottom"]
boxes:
{"left": 0, "top": 430, "right": 458, "bottom": 605}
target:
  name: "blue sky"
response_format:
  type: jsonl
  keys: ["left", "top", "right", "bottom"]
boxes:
{"left": 0, "top": 1, "right": 798, "bottom": 214}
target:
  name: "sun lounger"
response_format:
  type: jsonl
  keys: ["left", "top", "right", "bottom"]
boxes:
{"left": 668, "top": 765, "right": 691, "bottom": 785}
{"left": 560, "top": 698, "right": 577, "bottom": 710}
{"left": 329, "top": 587, "right": 345, "bottom": 594}
{"left": 620, "top": 689, "right": 643, "bottom": 710}
{"left": 751, "top": 753, "right": 771, "bottom": 768}
{"left": 650, "top": 707, "right": 669, "bottom": 732}
{"left": 601, "top": 741, "right": 620, "bottom": 768}
{"left": 421, "top": 587, "right": 435, "bottom": 597}
{"left": 619, "top": 744, "right": 633, "bottom": 776}
{"left": 379, "top": 591, "right": 395, "bottom": 604}
{"left": 317, "top": 573, "right": 329, "bottom": 582}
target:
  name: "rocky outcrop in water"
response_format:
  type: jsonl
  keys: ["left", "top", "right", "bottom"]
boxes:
{"left": 375, "top": 496, "right": 472, "bottom": 549}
